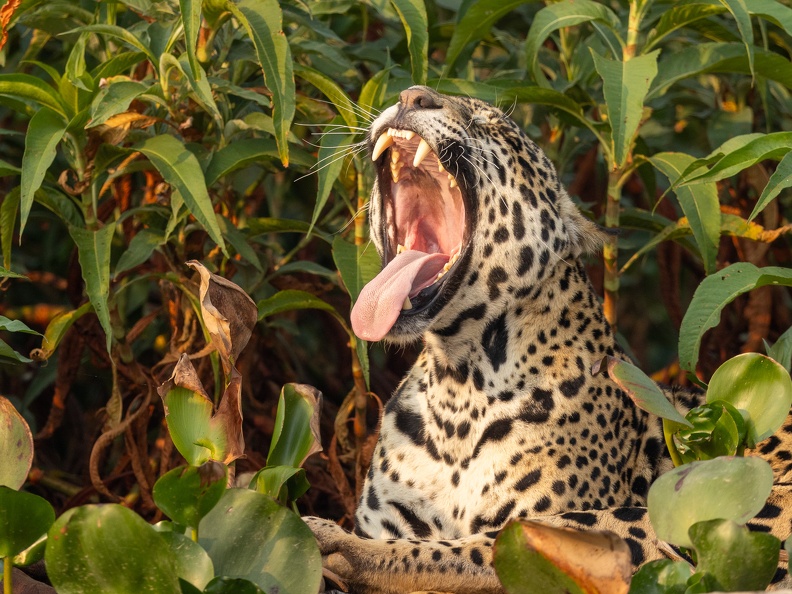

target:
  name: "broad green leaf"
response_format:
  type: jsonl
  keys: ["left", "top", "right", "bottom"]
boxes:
{"left": 644, "top": 4, "right": 727, "bottom": 52}
{"left": 135, "top": 135, "right": 226, "bottom": 255}
{"left": 46, "top": 504, "right": 181, "bottom": 594}
{"left": 0, "top": 396, "right": 34, "bottom": 490}
{"left": 647, "top": 456, "right": 772, "bottom": 548}
{"left": 68, "top": 223, "right": 116, "bottom": 353}
{"left": 267, "top": 383, "right": 322, "bottom": 469}
{"left": 0, "top": 267, "right": 24, "bottom": 279}
{"left": 683, "top": 132, "right": 792, "bottom": 185}
{"left": 0, "top": 487, "right": 55, "bottom": 558}
{"left": 251, "top": 466, "right": 310, "bottom": 505}
{"left": 88, "top": 80, "right": 149, "bottom": 128}
{"left": 690, "top": 519, "right": 779, "bottom": 591}
{"left": 707, "top": 353, "right": 792, "bottom": 447}
{"left": 91, "top": 52, "right": 147, "bottom": 81}
{"left": 628, "top": 559, "right": 692, "bottom": 594}
{"left": 13, "top": 534, "right": 47, "bottom": 567}
{"left": 203, "top": 577, "right": 266, "bottom": 594}
{"left": 592, "top": 357, "right": 691, "bottom": 427}
{"left": 204, "top": 139, "right": 314, "bottom": 186}
{"left": 314, "top": 117, "right": 355, "bottom": 235}
{"left": 332, "top": 235, "right": 381, "bottom": 305}
{"left": 20, "top": 108, "right": 68, "bottom": 236}
{"left": 390, "top": 0, "right": 428, "bottom": 85}
{"left": 0, "top": 74, "right": 66, "bottom": 116}
{"left": 258, "top": 289, "right": 347, "bottom": 329}
{"left": 33, "top": 302, "right": 93, "bottom": 361}
{"left": 766, "top": 325, "right": 792, "bottom": 372}
{"left": 199, "top": 489, "right": 322, "bottom": 594}
{"left": 161, "top": 385, "right": 224, "bottom": 466}
{"left": 718, "top": 0, "right": 754, "bottom": 79}
{"left": 751, "top": 150, "right": 792, "bottom": 221}
{"left": 525, "top": 0, "right": 621, "bottom": 87}
{"left": 359, "top": 68, "right": 392, "bottom": 117}
{"left": 649, "top": 44, "right": 792, "bottom": 99}
{"left": 679, "top": 263, "right": 792, "bottom": 372}
{"left": 180, "top": 0, "right": 202, "bottom": 81}
{"left": 591, "top": 50, "right": 658, "bottom": 168}
{"left": 114, "top": 228, "right": 166, "bottom": 277}
{"left": 178, "top": 55, "right": 221, "bottom": 123}
{"left": 78, "top": 24, "right": 157, "bottom": 64}
{"left": 445, "top": 0, "right": 536, "bottom": 76}
{"left": 228, "top": 0, "right": 295, "bottom": 167}
{"left": 157, "top": 531, "right": 214, "bottom": 591}
{"left": 651, "top": 153, "right": 719, "bottom": 275}
{"left": 620, "top": 219, "right": 691, "bottom": 274}
{"left": 494, "top": 520, "right": 631, "bottom": 594}
{"left": 674, "top": 401, "right": 744, "bottom": 462}
{"left": 295, "top": 64, "right": 358, "bottom": 128}
{"left": 217, "top": 215, "right": 263, "bottom": 272}
{"left": 152, "top": 462, "right": 227, "bottom": 530}
{"left": 0, "top": 339, "right": 33, "bottom": 363}
{"left": 0, "top": 316, "right": 40, "bottom": 336}
{"left": 749, "top": 0, "right": 792, "bottom": 35}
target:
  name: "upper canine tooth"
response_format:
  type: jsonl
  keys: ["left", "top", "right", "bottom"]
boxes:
{"left": 372, "top": 133, "right": 394, "bottom": 161}
{"left": 413, "top": 138, "right": 432, "bottom": 167}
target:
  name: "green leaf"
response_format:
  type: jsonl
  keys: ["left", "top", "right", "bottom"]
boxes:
{"left": 592, "top": 357, "right": 691, "bottom": 427}
{"left": 358, "top": 69, "right": 392, "bottom": 117}
{"left": 68, "top": 223, "right": 116, "bottom": 353}
{"left": 199, "top": 489, "right": 322, "bottom": 594}
{"left": 78, "top": 24, "right": 158, "bottom": 65}
{"left": 20, "top": 107, "right": 68, "bottom": 236}
{"left": 628, "top": 559, "right": 692, "bottom": 594}
{"left": 651, "top": 153, "right": 720, "bottom": 275}
{"left": 0, "top": 487, "right": 55, "bottom": 558}
{"left": 591, "top": 50, "right": 658, "bottom": 168}
{"left": 180, "top": 0, "right": 202, "bottom": 81}
{"left": 153, "top": 462, "right": 227, "bottom": 530}
{"left": 0, "top": 267, "right": 24, "bottom": 279}
{"left": 0, "top": 158, "right": 20, "bottom": 177}
{"left": 156, "top": 531, "right": 214, "bottom": 591}
{"left": 0, "top": 316, "right": 40, "bottom": 336}
{"left": 161, "top": 386, "right": 224, "bottom": 466}
{"left": 251, "top": 466, "right": 310, "bottom": 505}
{"left": 34, "top": 302, "right": 93, "bottom": 361}
{"left": 203, "top": 577, "right": 265, "bottom": 594}
{"left": 684, "top": 132, "right": 792, "bottom": 185}
{"left": 178, "top": 55, "right": 221, "bottom": 123}
{"left": 0, "top": 73, "right": 67, "bottom": 116}
{"left": 689, "top": 519, "right": 779, "bottom": 591}
{"left": 228, "top": 0, "right": 295, "bottom": 167}
{"left": 204, "top": 139, "right": 314, "bottom": 186}
{"left": 390, "top": 0, "right": 428, "bottom": 85}
{"left": 114, "top": 228, "right": 167, "bottom": 277}
{"left": 217, "top": 216, "right": 263, "bottom": 272}
{"left": 88, "top": 80, "right": 149, "bottom": 128}
{"left": 332, "top": 235, "right": 381, "bottom": 305}
{"left": 12, "top": 534, "right": 47, "bottom": 567}
{"left": 246, "top": 217, "right": 332, "bottom": 244}
{"left": 751, "top": 150, "right": 792, "bottom": 221}
{"left": 135, "top": 135, "right": 227, "bottom": 255}
{"left": 267, "top": 383, "right": 322, "bottom": 469}
{"left": 644, "top": 4, "right": 727, "bottom": 52}
{"left": 647, "top": 457, "right": 773, "bottom": 548}
{"left": 679, "top": 262, "right": 792, "bottom": 372}
{"left": 718, "top": 0, "right": 754, "bottom": 79}
{"left": 674, "top": 401, "right": 744, "bottom": 462}
{"left": 766, "top": 325, "right": 792, "bottom": 372}
{"left": 46, "top": 504, "right": 181, "bottom": 594}
{"left": 313, "top": 118, "right": 355, "bottom": 235}
{"left": 0, "top": 396, "right": 34, "bottom": 490}
{"left": 525, "top": 0, "right": 621, "bottom": 87}
{"left": 294, "top": 64, "right": 358, "bottom": 129}
{"left": 445, "top": 0, "right": 537, "bottom": 76}
{"left": 706, "top": 353, "right": 792, "bottom": 447}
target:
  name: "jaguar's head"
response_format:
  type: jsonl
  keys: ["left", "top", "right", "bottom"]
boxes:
{"left": 351, "top": 86, "right": 605, "bottom": 345}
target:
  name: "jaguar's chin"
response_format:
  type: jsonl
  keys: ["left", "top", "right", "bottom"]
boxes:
{"left": 350, "top": 126, "right": 472, "bottom": 343}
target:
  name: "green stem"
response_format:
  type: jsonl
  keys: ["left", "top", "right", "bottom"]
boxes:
{"left": 663, "top": 419, "right": 684, "bottom": 467}
{"left": 4, "top": 556, "right": 12, "bottom": 594}
{"left": 191, "top": 527, "right": 198, "bottom": 542}
{"left": 603, "top": 166, "right": 622, "bottom": 329}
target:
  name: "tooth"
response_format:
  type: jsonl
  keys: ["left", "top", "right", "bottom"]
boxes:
{"left": 438, "top": 161, "right": 445, "bottom": 173}
{"left": 402, "top": 297, "right": 413, "bottom": 310}
{"left": 404, "top": 130, "right": 415, "bottom": 140}
{"left": 387, "top": 128, "right": 396, "bottom": 136}
{"left": 391, "top": 149, "right": 400, "bottom": 164}
{"left": 449, "top": 176, "right": 458, "bottom": 188}
{"left": 413, "top": 138, "right": 432, "bottom": 167}
{"left": 397, "top": 244, "right": 406, "bottom": 254}
{"left": 372, "top": 133, "right": 394, "bottom": 161}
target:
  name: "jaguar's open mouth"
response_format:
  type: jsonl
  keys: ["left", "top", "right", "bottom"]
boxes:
{"left": 350, "top": 127, "right": 468, "bottom": 341}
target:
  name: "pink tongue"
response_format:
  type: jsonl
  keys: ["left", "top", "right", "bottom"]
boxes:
{"left": 351, "top": 250, "right": 449, "bottom": 341}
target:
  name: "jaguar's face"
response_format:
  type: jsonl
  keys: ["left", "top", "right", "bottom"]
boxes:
{"left": 350, "top": 86, "right": 603, "bottom": 345}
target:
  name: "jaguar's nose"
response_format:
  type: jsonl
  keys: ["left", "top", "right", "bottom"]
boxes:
{"left": 399, "top": 86, "right": 443, "bottom": 110}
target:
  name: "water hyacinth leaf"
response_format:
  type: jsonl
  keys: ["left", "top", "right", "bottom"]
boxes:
{"left": 332, "top": 235, "right": 381, "bottom": 305}
{"left": 0, "top": 396, "right": 33, "bottom": 489}
{"left": 31, "top": 302, "right": 92, "bottom": 361}
{"left": 390, "top": 0, "right": 428, "bottom": 85}
{"left": 68, "top": 222, "right": 116, "bottom": 353}
{"left": 203, "top": 577, "right": 265, "bottom": 594}
{"left": 135, "top": 135, "right": 226, "bottom": 255}
{"left": 651, "top": 153, "right": 719, "bottom": 275}
{"left": 591, "top": 50, "right": 658, "bottom": 168}
{"left": 267, "top": 383, "right": 323, "bottom": 469}
{"left": 88, "top": 80, "right": 149, "bottom": 127}
{"left": 152, "top": 462, "right": 227, "bottom": 530}
{"left": 228, "top": 0, "right": 294, "bottom": 167}
{"left": 674, "top": 401, "right": 744, "bottom": 462}
{"left": 157, "top": 531, "right": 214, "bottom": 591}
{"left": 12, "top": 533, "right": 47, "bottom": 567}
{"left": 199, "top": 489, "right": 322, "bottom": 594}
{"left": 647, "top": 456, "right": 773, "bottom": 548}
{"left": 592, "top": 357, "right": 691, "bottom": 427}
{"left": 46, "top": 504, "right": 181, "bottom": 594}
{"left": 186, "top": 261, "right": 258, "bottom": 372}
{"left": 766, "top": 325, "right": 792, "bottom": 372}
{"left": 689, "top": 519, "right": 779, "bottom": 592}
{"left": 251, "top": 465, "right": 310, "bottom": 505}
{"left": 706, "top": 353, "right": 792, "bottom": 447}
{"left": 0, "top": 487, "right": 55, "bottom": 558}
{"left": 525, "top": 0, "right": 621, "bottom": 87}
{"left": 494, "top": 520, "right": 631, "bottom": 594}
{"left": 20, "top": 107, "right": 67, "bottom": 236}
{"left": 678, "top": 262, "right": 792, "bottom": 372}
{"left": 628, "top": 559, "right": 692, "bottom": 594}
{"left": 751, "top": 150, "right": 792, "bottom": 221}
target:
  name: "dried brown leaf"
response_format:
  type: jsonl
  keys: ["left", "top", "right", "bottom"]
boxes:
{"left": 212, "top": 366, "right": 245, "bottom": 464}
{"left": 0, "top": 0, "right": 21, "bottom": 52}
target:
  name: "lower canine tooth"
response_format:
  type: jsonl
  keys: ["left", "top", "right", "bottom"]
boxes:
{"left": 397, "top": 244, "right": 406, "bottom": 254}
{"left": 438, "top": 161, "right": 445, "bottom": 173}
{"left": 402, "top": 297, "right": 413, "bottom": 310}
{"left": 449, "top": 176, "right": 458, "bottom": 188}
{"left": 413, "top": 138, "right": 432, "bottom": 167}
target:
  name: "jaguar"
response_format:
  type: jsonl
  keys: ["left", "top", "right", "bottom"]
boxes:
{"left": 305, "top": 86, "right": 792, "bottom": 594}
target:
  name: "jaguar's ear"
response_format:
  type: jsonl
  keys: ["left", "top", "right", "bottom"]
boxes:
{"left": 558, "top": 190, "right": 609, "bottom": 256}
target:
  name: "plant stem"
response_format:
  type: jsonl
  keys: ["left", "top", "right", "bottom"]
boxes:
{"left": 603, "top": 167, "right": 622, "bottom": 330}
{"left": 3, "top": 556, "right": 11, "bottom": 594}
{"left": 191, "top": 527, "right": 198, "bottom": 542}
{"left": 662, "top": 419, "right": 684, "bottom": 467}
{"left": 352, "top": 164, "right": 369, "bottom": 448}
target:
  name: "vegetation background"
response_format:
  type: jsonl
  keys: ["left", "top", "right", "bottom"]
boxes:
{"left": 0, "top": 0, "right": 791, "bottom": 540}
